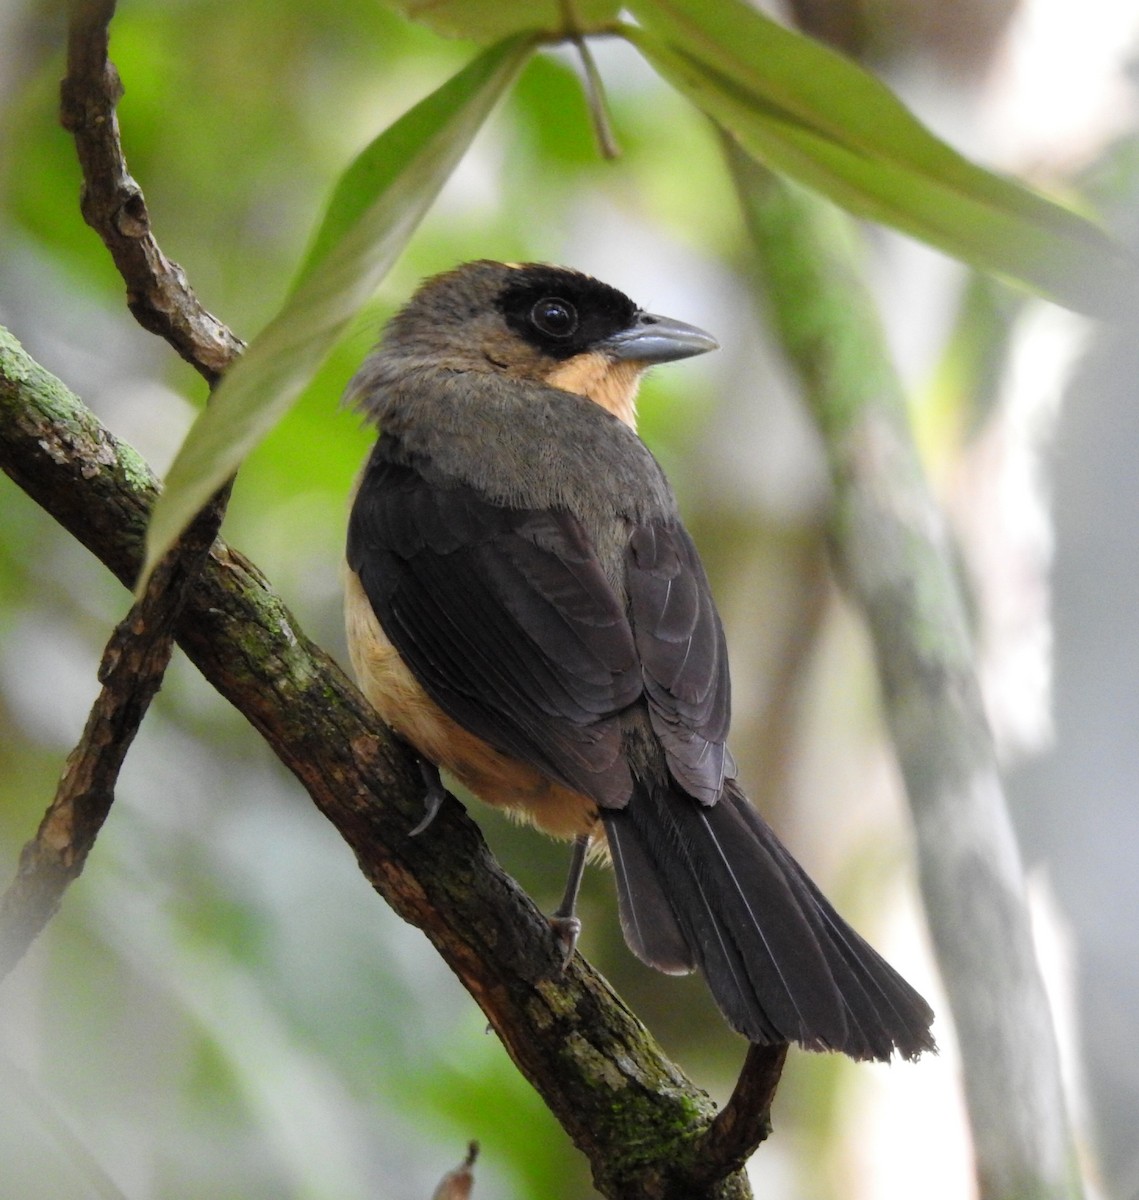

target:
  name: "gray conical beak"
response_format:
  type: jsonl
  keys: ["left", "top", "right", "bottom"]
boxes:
{"left": 601, "top": 311, "right": 719, "bottom": 364}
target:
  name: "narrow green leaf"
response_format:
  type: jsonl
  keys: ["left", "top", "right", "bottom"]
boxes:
{"left": 385, "top": 0, "right": 620, "bottom": 43}
{"left": 626, "top": 0, "right": 1132, "bottom": 312}
{"left": 140, "top": 34, "right": 534, "bottom": 591}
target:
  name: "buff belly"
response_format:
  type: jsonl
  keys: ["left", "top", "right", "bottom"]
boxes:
{"left": 345, "top": 569, "right": 600, "bottom": 841}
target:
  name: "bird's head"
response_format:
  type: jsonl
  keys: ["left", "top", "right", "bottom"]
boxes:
{"left": 355, "top": 260, "right": 718, "bottom": 428}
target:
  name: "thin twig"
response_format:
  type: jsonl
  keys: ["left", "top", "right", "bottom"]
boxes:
{"left": 59, "top": 0, "right": 244, "bottom": 382}
{"left": 572, "top": 35, "right": 620, "bottom": 160}
{"left": 686, "top": 1044, "right": 788, "bottom": 1189}
{"left": 558, "top": 0, "right": 620, "bottom": 160}
{"left": 0, "top": 1, "right": 239, "bottom": 976}
{"left": 430, "top": 1142, "right": 479, "bottom": 1200}
{"left": 0, "top": 488, "right": 225, "bottom": 979}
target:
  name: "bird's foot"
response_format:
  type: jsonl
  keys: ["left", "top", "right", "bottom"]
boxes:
{"left": 548, "top": 913, "right": 583, "bottom": 969}
{"left": 409, "top": 757, "right": 450, "bottom": 836}
{"left": 548, "top": 832, "right": 591, "bottom": 971}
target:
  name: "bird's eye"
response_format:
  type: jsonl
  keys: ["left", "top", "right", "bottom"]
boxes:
{"left": 530, "top": 297, "right": 578, "bottom": 339}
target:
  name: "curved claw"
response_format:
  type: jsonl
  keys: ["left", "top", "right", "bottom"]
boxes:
{"left": 549, "top": 913, "right": 583, "bottom": 969}
{"left": 409, "top": 758, "right": 449, "bottom": 836}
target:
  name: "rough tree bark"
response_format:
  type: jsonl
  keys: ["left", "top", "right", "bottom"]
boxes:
{"left": 2, "top": 7, "right": 785, "bottom": 1193}
{"left": 0, "top": 325, "right": 784, "bottom": 1200}
{"left": 0, "top": 0, "right": 241, "bottom": 982}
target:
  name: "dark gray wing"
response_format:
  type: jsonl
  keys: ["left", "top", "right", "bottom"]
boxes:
{"left": 347, "top": 451, "right": 643, "bottom": 808}
{"left": 625, "top": 521, "right": 733, "bottom": 804}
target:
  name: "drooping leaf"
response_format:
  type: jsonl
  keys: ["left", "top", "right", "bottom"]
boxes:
{"left": 139, "top": 33, "right": 535, "bottom": 590}
{"left": 384, "top": 0, "right": 620, "bottom": 43}
{"left": 626, "top": 0, "right": 1132, "bottom": 313}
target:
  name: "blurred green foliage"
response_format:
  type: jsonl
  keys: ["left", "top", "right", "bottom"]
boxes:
{"left": 141, "top": 0, "right": 1121, "bottom": 580}
{"left": 0, "top": 0, "right": 1052, "bottom": 1195}
{"left": 0, "top": 7, "right": 754, "bottom": 1197}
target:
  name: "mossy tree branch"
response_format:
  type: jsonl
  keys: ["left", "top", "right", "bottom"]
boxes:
{"left": 1, "top": 10, "right": 779, "bottom": 1188}
{"left": 0, "top": 324, "right": 771, "bottom": 1200}
{"left": 0, "top": 0, "right": 243, "bottom": 981}
{"left": 727, "top": 140, "right": 1083, "bottom": 1200}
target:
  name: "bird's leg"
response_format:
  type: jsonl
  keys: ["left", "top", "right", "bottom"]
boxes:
{"left": 549, "top": 832, "right": 591, "bottom": 968}
{"left": 409, "top": 756, "right": 451, "bottom": 836}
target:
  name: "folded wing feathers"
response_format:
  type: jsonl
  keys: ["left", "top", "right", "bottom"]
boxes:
{"left": 353, "top": 458, "right": 935, "bottom": 1059}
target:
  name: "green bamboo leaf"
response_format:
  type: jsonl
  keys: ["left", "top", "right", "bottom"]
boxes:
{"left": 385, "top": 0, "right": 620, "bottom": 42}
{"left": 139, "top": 34, "right": 534, "bottom": 591}
{"left": 626, "top": 0, "right": 1131, "bottom": 312}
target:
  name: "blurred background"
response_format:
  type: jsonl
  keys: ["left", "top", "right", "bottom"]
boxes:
{"left": 1, "top": 0, "right": 1137, "bottom": 1197}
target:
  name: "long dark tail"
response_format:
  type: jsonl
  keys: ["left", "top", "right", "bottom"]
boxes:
{"left": 601, "top": 780, "right": 935, "bottom": 1061}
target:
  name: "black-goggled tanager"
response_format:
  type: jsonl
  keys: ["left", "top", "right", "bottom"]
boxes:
{"left": 344, "top": 260, "right": 935, "bottom": 1062}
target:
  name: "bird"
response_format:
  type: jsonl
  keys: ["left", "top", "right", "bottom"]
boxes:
{"left": 343, "top": 259, "right": 935, "bottom": 1061}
